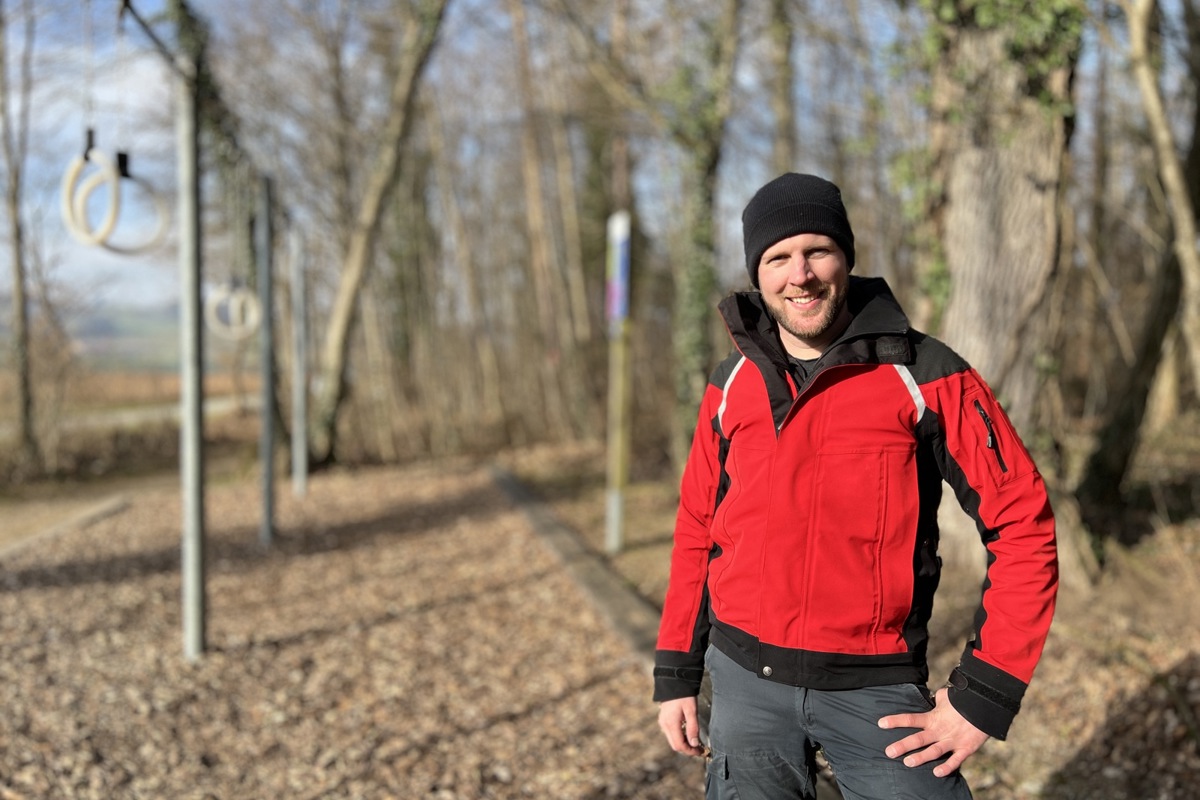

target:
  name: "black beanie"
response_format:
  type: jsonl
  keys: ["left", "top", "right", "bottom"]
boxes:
{"left": 741, "top": 173, "right": 855, "bottom": 287}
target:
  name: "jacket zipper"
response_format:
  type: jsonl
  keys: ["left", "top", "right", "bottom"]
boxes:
{"left": 974, "top": 400, "right": 1008, "bottom": 474}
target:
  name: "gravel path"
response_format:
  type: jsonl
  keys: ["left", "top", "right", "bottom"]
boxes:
{"left": 0, "top": 460, "right": 705, "bottom": 799}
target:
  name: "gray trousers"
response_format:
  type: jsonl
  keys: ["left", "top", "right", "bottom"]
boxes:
{"left": 705, "top": 646, "right": 974, "bottom": 800}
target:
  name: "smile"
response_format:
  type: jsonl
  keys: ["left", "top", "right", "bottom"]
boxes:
{"left": 786, "top": 293, "right": 824, "bottom": 309}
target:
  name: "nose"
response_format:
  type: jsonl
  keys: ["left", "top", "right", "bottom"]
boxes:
{"left": 787, "top": 256, "right": 814, "bottom": 284}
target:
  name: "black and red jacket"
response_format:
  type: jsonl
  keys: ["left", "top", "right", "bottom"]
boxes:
{"left": 653, "top": 277, "right": 1057, "bottom": 739}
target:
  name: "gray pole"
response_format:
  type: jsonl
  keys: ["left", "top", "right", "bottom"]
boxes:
{"left": 177, "top": 53, "right": 206, "bottom": 662}
{"left": 290, "top": 232, "right": 308, "bottom": 498}
{"left": 257, "top": 176, "right": 275, "bottom": 547}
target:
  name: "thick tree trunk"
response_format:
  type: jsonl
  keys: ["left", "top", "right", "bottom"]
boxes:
{"left": 925, "top": 13, "right": 1088, "bottom": 587}
{"left": 934, "top": 27, "right": 1075, "bottom": 440}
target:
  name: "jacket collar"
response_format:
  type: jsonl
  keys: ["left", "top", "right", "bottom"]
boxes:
{"left": 718, "top": 276, "right": 912, "bottom": 369}
{"left": 717, "top": 277, "right": 914, "bottom": 429}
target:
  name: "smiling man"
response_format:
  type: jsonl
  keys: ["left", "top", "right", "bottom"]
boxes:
{"left": 653, "top": 173, "right": 1058, "bottom": 799}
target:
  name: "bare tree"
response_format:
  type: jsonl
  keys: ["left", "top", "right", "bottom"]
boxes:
{"left": 307, "top": 0, "right": 448, "bottom": 464}
{"left": 0, "top": 0, "right": 41, "bottom": 474}
{"left": 1124, "top": 0, "right": 1200, "bottom": 392}
{"left": 1076, "top": 0, "right": 1200, "bottom": 512}
{"left": 550, "top": 0, "right": 744, "bottom": 470}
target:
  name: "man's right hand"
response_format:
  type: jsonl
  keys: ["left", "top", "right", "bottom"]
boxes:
{"left": 658, "top": 696, "right": 706, "bottom": 757}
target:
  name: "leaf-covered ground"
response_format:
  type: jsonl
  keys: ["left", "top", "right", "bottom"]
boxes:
{"left": 0, "top": 437, "right": 1196, "bottom": 799}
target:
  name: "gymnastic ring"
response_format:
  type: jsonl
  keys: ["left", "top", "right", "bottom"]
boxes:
{"left": 60, "top": 148, "right": 120, "bottom": 247}
{"left": 204, "top": 284, "right": 262, "bottom": 342}
{"left": 74, "top": 168, "right": 171, "bottom": 256}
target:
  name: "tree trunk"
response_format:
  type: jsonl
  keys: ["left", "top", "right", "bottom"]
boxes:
{"left": 1126, "top": 0, "right": 1200, "bottom": 395}
{"left": 0, "top": 0, "right": 40, "bottom": 474}
{"left": 1076, "top": 254, "right": 1181, "bottom": 507}
{"left": 934, "top": 25, "right": 1076, "bottom": 441}
{"left": 924, "top": 10, "right": 1087, "bottom": 587}
{"left": 545, "top": 63, "right": 592, "bottom": 345}
{"left": 1076, "top": 0, "right": 1200, "bottom": 510}
{"left": 508, "top": 0, "right": 582, "bottom": 440}
{"left": 767, "top": 0, "right": 796, "bottom": 175}
{"left": 427, "top": 97, "right": 507, "bottom": 430}
{"left": 671, "top": 148, "right": 722, "bottom": 470}
{"left": 310, "top": 0, "right": 447, "bottom": 464}
{"left": 360, "top": 287, "right": 399, "bottom": 462}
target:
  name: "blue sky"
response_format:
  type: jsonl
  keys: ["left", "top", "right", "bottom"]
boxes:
{"left": 3, "top": 0, "right": 180, "bottom": 311}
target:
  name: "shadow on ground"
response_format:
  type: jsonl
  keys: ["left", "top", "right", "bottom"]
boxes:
{"left": 1042, "top": 652, "right": 1200, "bottom": 800}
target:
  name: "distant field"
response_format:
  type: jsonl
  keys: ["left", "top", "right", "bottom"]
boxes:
{"left": 0, "top": 300, "right": 265, "bottom": 420}
{"left": 0, "top": 368, "right": 262, "bottom": 420}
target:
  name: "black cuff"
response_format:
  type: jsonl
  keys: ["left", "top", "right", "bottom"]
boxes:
{"left": 653, "top": 650, "right": 705, "bottom": 702}
{"left": 944, "top": 655, "right": 1027, "bottom": 740}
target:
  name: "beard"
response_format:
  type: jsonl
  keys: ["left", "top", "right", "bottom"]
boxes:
{"left": 763, "top": 281, "right": 849, "bottom": 347}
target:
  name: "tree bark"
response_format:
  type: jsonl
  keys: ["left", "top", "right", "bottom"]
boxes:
{"left": 933, "top": 23, "right": 1076, "bottom": 441}
{"left": 924, "top": 9, "right": 1089, "bottom": 588}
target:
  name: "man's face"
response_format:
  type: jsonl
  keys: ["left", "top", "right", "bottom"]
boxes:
{"left": 756, "top": 232, "right": 851, "bottom": 358}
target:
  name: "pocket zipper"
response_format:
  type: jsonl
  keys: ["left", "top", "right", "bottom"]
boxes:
{"left": 974, "top": 399, "right": 1009, "bottom": 474}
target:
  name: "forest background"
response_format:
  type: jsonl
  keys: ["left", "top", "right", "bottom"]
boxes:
{"left": 3, "top": 0, "right": 1197, "bottom": 567}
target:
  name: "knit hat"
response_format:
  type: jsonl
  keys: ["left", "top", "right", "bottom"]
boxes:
{"left": 741, "top": 173, "right": 855, "bottom": 287}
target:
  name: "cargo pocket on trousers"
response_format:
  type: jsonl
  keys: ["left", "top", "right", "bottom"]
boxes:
{"left": 706, "top": 754, "right": 732, "bottom": 798}
{"left": 707, "top": 752, "right": 812, "bottom": 799}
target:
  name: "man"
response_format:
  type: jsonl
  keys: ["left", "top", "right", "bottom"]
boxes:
{"left": 654, "top": 173, "right": 1057, "bottom": 799}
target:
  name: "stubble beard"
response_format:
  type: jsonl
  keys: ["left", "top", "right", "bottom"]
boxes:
{"left": 764, "top": 284, "right": 848, "bottom": 347}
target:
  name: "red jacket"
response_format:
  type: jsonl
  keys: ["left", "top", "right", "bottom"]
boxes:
{"left": 653, "top": 278, "right": 1057, "bottom": 739}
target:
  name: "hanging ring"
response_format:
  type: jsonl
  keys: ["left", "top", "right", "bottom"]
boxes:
{"left": 204, "top": 284, "right": 262, "bottom": 342}
{"left": 74, "top": 166, "right": 171, "bottom": 255}
{"left": 61, "top": 148, "right": 120, "bottom": 246}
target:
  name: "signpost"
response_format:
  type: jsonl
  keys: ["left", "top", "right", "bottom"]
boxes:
{"left": 605, "top": 210, "right": 632, "bottom": 555}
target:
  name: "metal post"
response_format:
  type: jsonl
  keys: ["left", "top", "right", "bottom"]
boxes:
{"left": 290, "top": 232, "right": 308, "bottom": 498}
{"left": 605, "top": 210, "right": 632, "bottom": 556}
{"left": 177, "top": 53, "right": 206, "bottom": 662}
{"left": 256, "top": 176, "right": 275, "bottom": 546}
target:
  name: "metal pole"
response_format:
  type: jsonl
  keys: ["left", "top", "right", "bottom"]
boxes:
{"left": 605, "top": 210, "right": 632, "bottom": 556}
{"left": 177, "top": 53, "right": 206, "bottom": 662}
{"left": 290, "top": 232, "right": 308, "bottom": 498}
{"left": 256, "top": 176, "right": 275, "bottom": 547}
